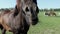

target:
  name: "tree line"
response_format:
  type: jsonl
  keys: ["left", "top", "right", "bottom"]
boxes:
{"left": 39, "top": 8, "right": 60, "bottom": 12}
{"left": 0, "top": 8, "right": 14, "bottom": 11}
{"left": 0, "top": 8, "right": 60, "bottom": 12}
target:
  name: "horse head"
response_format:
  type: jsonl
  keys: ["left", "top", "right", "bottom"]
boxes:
{"left": 16, "top": 0, "right": 39, "bottom": 25}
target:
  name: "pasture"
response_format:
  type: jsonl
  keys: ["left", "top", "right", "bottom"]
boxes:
{"left": 0, "top": 11, "right": 60, "bottom": 34}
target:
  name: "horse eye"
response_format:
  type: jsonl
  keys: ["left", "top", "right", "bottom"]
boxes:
{"left": 25, "top": 7, "right": 29, "bottom": 12}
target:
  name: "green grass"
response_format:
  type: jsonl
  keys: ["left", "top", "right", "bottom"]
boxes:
{"left": 1, "top": 11, "right": 60, "bottom": 34}
{"left": 28, "top": 12, "right": 60, "bottom": 34}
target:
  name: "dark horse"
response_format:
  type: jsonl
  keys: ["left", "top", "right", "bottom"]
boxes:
{"left": 0, "top": 0, "right": 39, "bottom": 34}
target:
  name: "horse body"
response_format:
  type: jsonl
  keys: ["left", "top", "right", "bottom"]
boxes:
{"left": 0, "top": 7, "right": 30, "bottom": 34}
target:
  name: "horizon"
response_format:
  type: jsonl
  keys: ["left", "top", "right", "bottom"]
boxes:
{"left": 0, "top": 0, "right": 60, "bottom": 9}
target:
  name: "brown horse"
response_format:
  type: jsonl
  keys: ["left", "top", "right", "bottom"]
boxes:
{"left": 0, "top": 0, "right": 39, "bottom": 34}
{"left": 45, "top": 11, "right": 56, "bottom": 16}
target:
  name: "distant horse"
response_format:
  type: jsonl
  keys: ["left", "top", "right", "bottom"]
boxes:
{"left": 0, "top": 0, "right": 39, "bottom": 34}
{"left": 45, "top": 11, "right": 56, "bottom": 16}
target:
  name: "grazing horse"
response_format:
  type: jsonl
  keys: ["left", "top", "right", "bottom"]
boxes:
{"left": 0, "top": 0, "right": 39, "bottom": 34}
{"left": 45, "top": 11, "right": 56, "bottom": 16}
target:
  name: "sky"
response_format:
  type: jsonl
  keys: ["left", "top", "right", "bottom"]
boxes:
{"left": 0, "top": 0, "right": 60, "bottom": 9}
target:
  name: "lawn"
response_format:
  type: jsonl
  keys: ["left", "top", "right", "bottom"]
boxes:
{"left": 0, "top": 11, "right": 60, "bottom": 34}
{"left": 28, "top": 11, "right": 60, "bottom": 34}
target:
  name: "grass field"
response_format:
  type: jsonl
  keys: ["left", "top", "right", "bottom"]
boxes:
{"left": 0, "top": 11, "right": 60, "bottom": 34}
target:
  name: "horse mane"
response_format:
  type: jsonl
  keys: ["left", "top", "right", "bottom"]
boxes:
{"left": 13, "top": 5, "right": 19, "bottom": 17}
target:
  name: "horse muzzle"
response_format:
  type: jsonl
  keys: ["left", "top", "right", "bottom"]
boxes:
{"left": 32, "top": 17, "right": 38, "bottom": 25}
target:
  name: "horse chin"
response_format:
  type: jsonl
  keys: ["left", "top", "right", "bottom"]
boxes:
{"left": 32, "top": 18, "right": 38, "bottom": 25}
{"left": 32, "top": 21, "right": 38, "bottom": 25}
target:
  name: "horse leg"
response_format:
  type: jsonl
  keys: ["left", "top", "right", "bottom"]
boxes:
{"left": 2, "top": 29, "right": 6, "bottom": 34}
{"left": 0, "top": 24, "right": 3, "bottom": 30}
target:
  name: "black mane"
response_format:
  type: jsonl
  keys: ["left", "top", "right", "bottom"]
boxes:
{"left": 14, "top": 5, "right": 19, "bottom": 17}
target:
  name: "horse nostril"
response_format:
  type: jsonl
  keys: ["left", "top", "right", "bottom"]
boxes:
{"left": 25, "top": 7, "right": 29, "bottom": 11}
